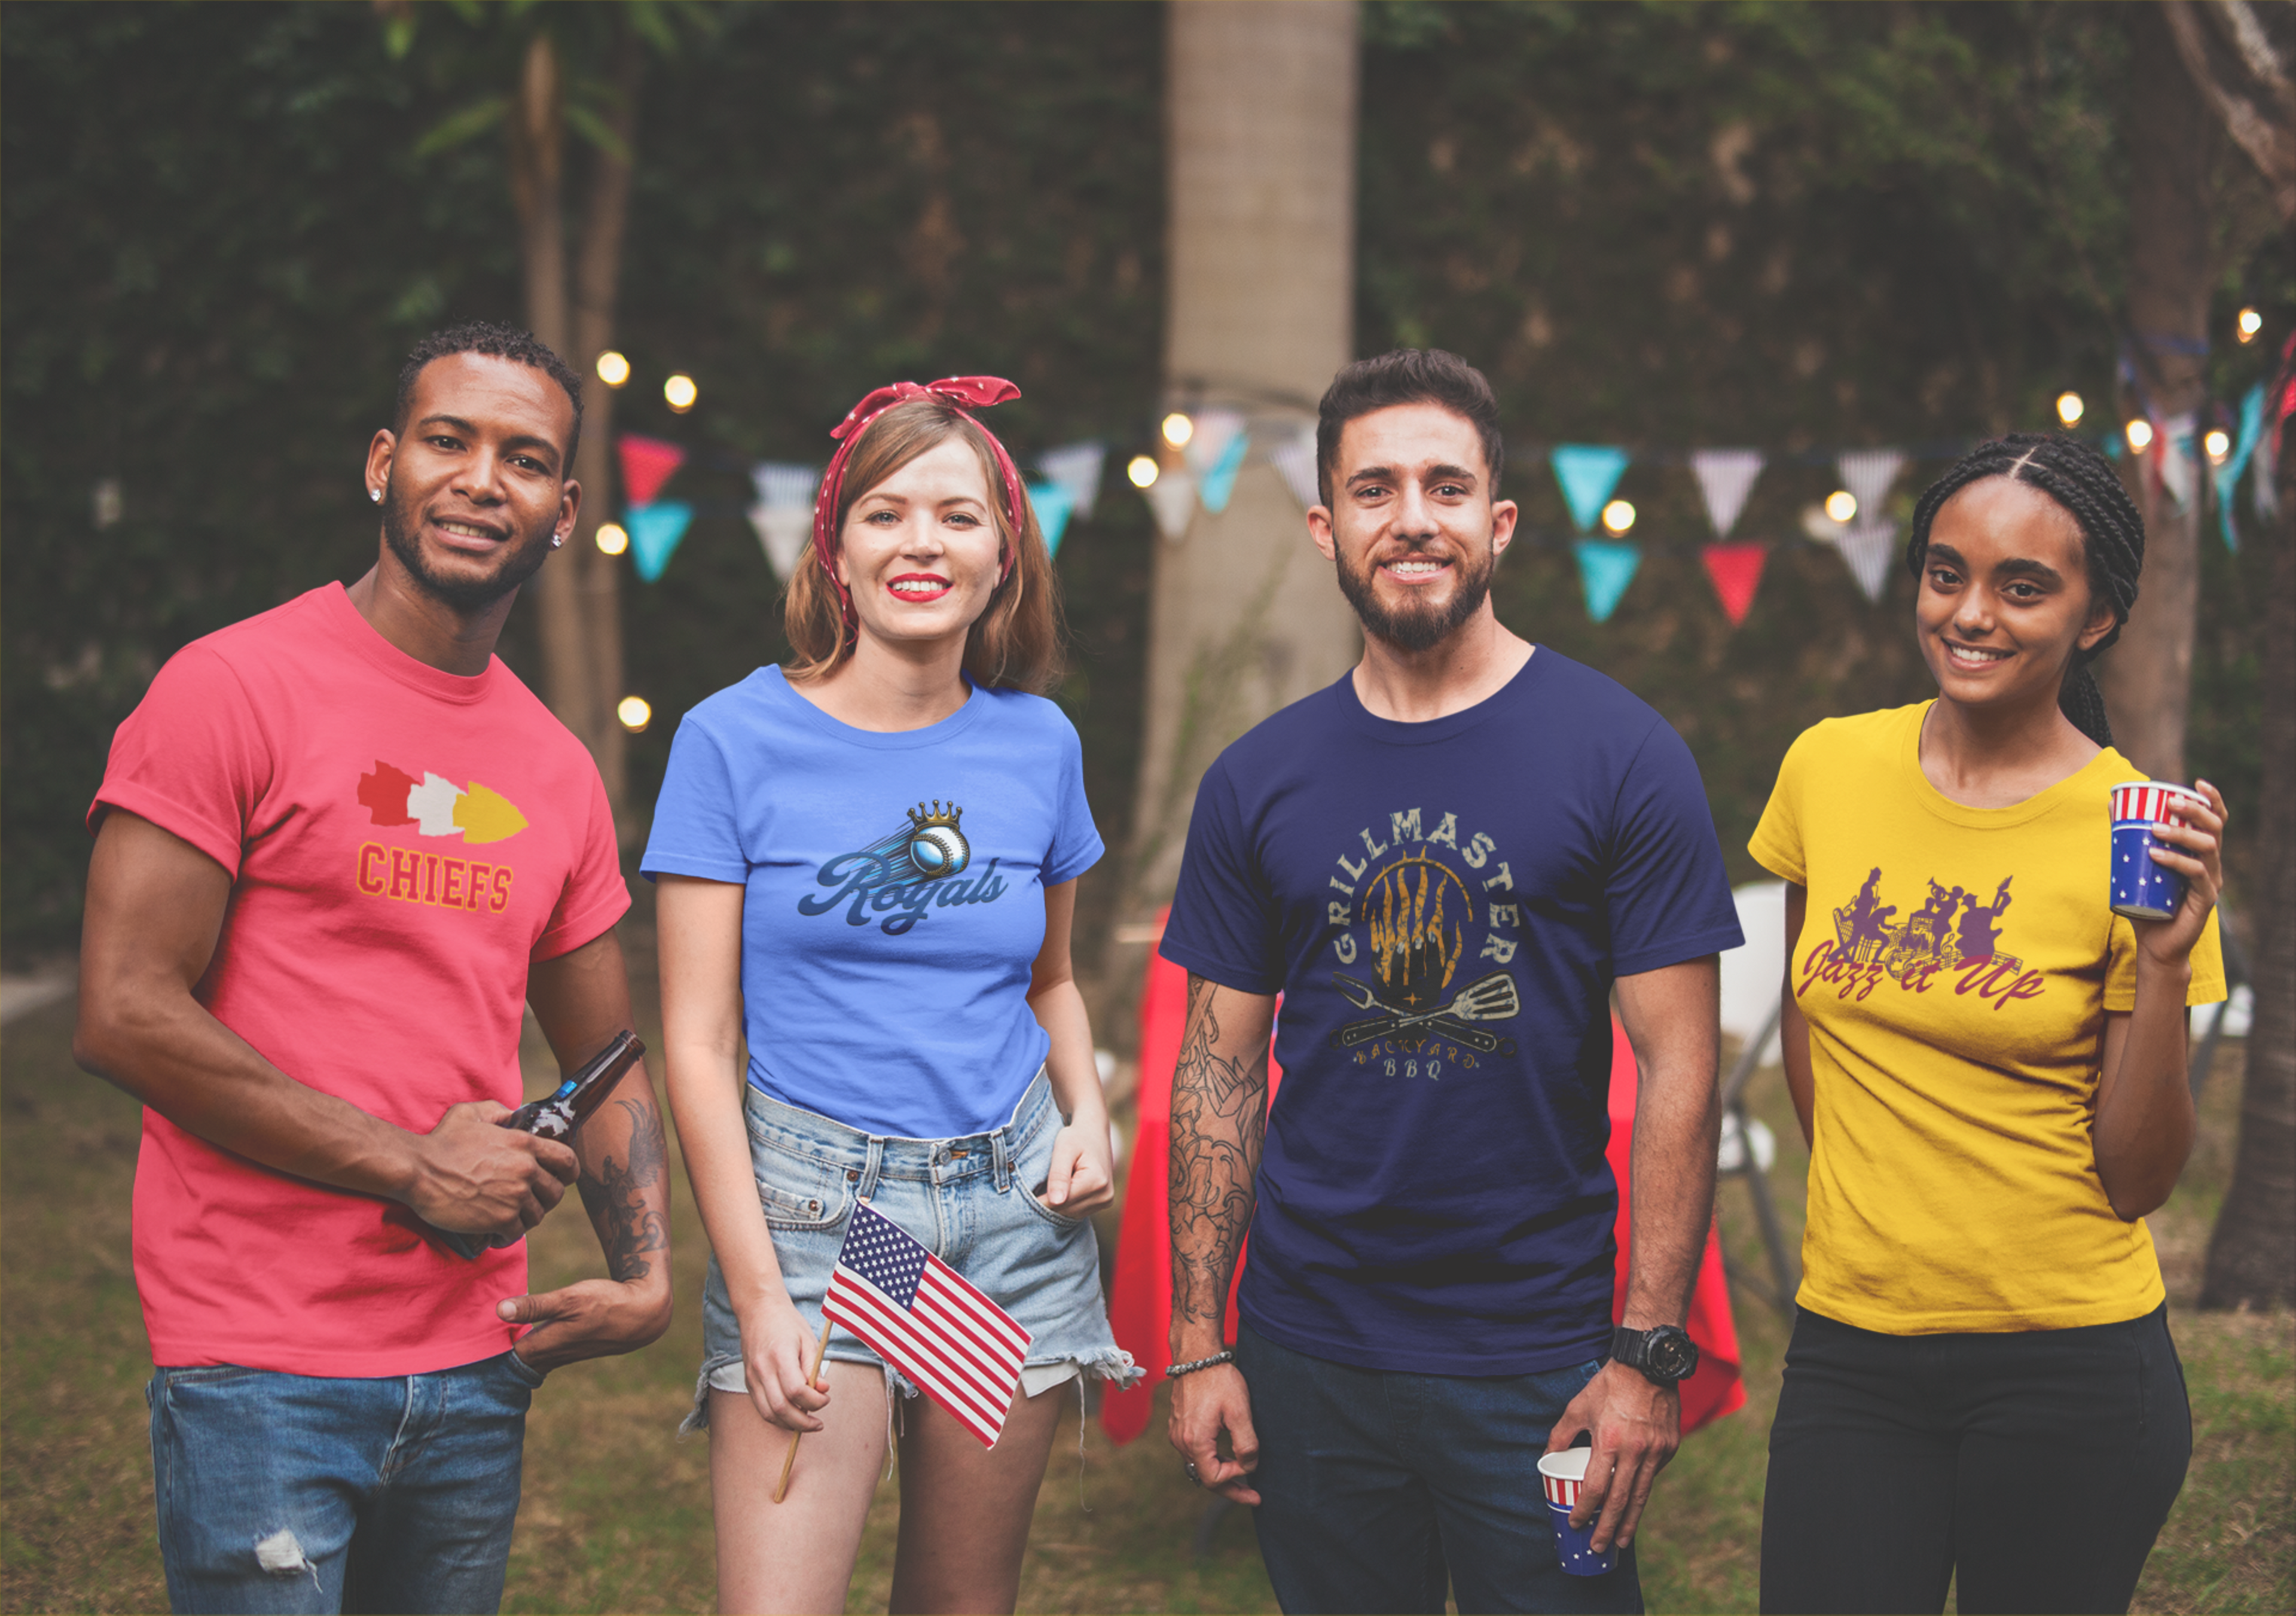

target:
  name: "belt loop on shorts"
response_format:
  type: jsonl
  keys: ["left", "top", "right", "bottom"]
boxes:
{"left": 991, "top": 1126, "right": 1013, "bottom": 1194}
{"left": 859, "top": 1138, "right": 886, "bottom": 1203}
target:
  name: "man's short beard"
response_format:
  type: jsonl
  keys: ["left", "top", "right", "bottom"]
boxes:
{"left": 381, "top": 489, "right": 552, "bottom": 612}
{"left": 1335, "top": 540, "right": 1495, "bottom": 653}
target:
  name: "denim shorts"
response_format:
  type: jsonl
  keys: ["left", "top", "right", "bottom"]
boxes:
{"left": 687, "top": 1066, "right": 1138, "bottom": 1431}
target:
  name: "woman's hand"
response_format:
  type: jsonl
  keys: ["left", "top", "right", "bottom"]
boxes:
{"left": 2135, "top": 779, "right": 2226, "bottom": 966}
{"left": 739, "top": 1295, "right": 831, "bottom": 1433}
{"left": 1042, "top": 1118, "right": 1116, "bottom": 1218}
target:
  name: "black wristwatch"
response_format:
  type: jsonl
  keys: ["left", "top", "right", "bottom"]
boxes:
{"left": 1610, "top": 1324, "right": 1699, "bottom": 1385}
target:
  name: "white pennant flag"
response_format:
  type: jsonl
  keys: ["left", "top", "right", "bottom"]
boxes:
{"left": 1147, "top": 468, "right": 1198, "bottom": 542}
{"left": 1835, "top": 449, "right": 1906, "bottom": 526}
{"left": 1269, "top": 425, "right": 1321, "bottom": 511}
{"left": 1835, "top": 519, "right": 1898, "bottom": 602}
{"left": 1183, "top": 408, "right": 1245, "bottom": 477}
{"left": 2156, "top": 411, "right": 2199, "bottom": 512}
{"left": 1037, "top": 441, "right": 1106, "bottom": 522}
{"left": 749, "top": 463, "right": 820, "bottom": 580}
{"left": 1690, "top": 449, "right": 1764, "bottom": 540}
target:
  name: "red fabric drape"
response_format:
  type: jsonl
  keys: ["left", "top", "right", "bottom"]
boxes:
{"left": 1102, "top": 918, "right": 1743, "bottom": 1444}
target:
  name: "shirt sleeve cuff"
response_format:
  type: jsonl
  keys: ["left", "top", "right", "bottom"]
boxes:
{"left": 1613, "top": 923, "right": 1748, "bottom": 979}
{"left": 1156, "top": 937, "right": 1279, "bottom": 996}
{"left": 87, "top": 783, "right": 244, "bottom": 879}
{"left": 531, "top": 883, "right": 634, "bottom": 963}
{"left": 637, "top": 852, "right": 750, "bottom": 887}
{"left": 1043, "top": 834, "right": 1106, "bottom": 889}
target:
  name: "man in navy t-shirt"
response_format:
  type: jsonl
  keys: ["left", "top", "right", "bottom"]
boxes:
{"left": 1160, "top": 350, "right": 1742, "bottom": 1614}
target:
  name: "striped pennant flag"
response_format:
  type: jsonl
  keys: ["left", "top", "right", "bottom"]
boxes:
{"left": 822, "top": 1201, "right": 1031, "bottom": 1448}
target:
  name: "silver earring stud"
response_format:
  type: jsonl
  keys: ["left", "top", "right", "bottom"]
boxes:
{"left": 550, "top": 534, "right": 564, "bottom": 549}
{"left": 370, "top": 488, "right": 383, "bottom": 503}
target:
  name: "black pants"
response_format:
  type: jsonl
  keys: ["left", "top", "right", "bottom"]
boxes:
{"left": 1760, "top": 1304, "right": 2189, "bottom": 1614}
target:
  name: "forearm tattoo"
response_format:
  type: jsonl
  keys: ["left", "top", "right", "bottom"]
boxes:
{"left": 1168, "top": 974, "right": 1268, "bottom": 1331}
{"left": 576, "top": 1096, "right": 669, "bottom": 1283}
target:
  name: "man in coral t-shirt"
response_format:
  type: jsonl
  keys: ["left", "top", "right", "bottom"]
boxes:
{"left": 77, "top": 322, "right": 672, "bottom": 1615}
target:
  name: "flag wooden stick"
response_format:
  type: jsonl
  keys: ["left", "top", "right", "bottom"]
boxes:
{"left": 772, "top": 1317, "right": 835, "bottom": 1504}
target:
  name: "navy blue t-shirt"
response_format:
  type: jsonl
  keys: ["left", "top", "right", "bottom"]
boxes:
{"left": 1159, "top": 651, "right": 1742, "bottom": 1375}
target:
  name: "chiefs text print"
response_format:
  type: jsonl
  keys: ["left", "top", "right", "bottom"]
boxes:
{"left": 1323, "top": 807, "right": 1525, "bottom": 1079}
{"left": 799, "top": 800, "right": 1009, "bottom": 935}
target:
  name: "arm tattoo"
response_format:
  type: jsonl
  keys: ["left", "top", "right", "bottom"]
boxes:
{"left": 576, "top": 1095, "right": 670, "bottom": 1283}
{"left": 1168, "top": 974, "right": 1268, "bottom": 1331}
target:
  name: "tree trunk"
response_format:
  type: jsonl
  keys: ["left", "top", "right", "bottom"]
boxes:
{"left": 2098, "top": 3, "right": 2214, "bottom": 783}
{"left": 1116, "top": 0, "right": 1363, "bottom": 955}
{"left": 2199, "top": 382, "right": 2296, "bottom": 1311}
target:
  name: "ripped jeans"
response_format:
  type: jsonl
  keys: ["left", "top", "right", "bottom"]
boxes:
{"left": 146, "top": 1350, "right": 542, "bottom": 1614}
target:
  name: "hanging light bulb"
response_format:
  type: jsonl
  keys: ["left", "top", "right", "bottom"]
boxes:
{"left": 2236, "top": 308, "right": 2263, "bottom": 344}
{"left": 1824, "top": 490, "right": 1858, "bottom": 523}
{"left": 663, "top": 374, "right": 698, "bottom": 413}
{"left": 2055, "top": 391, "right": 2084, "bottom": 428}
{"left": 595, "top": 350, "right": 631, "bottom": 388}
{"left": 1600, "top": 499, "right": 1636, "bottom": 535}
{"left": 595, "top": 522, "right": 630, "bottom": 556}
{"left": 1126, "top": 455, "right": 1159, "bottom": 489}
{"left": 2204, "top": 428, "right": 2231, "bottom": 465}
{"left": 1161, "top": 412, "right": 1195, "bottom": 449}
{"left": 2125, "top": 419, "right": 2154, "bottom": 454}
{"left": 616, "top": 695, "right": 652, "bottom": 733}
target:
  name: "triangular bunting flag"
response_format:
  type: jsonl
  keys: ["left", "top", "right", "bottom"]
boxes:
{"left": 1551, "top": 446, "right": 1631, "bottom": 533}
{"left": 625, "top": 501, "right": 693, "bottom": 583}
{"left": 618, "top": 434, "right": 687, "bottom": 507}
{"left": 1027, "top": 480, "right": 1075, "bottom": 557}
{"left": 1147, "top": 468, "right": 1197, "bottom": 542}
{"left": 1700, "top": 542, "right": 1769, "bottom": 627}
{"left": 750, "top": 461, "right": 819, "bottom": 513}
{"left": 1269, "top": 425, "right": 1321, "bottom": 510}
{"left": 2257, "top": 378, "right": 2283, "bottom": 519}
{"left": 1037, "top": 442, "right": 1106, "bottom": 522}
{"left": 2157, "top": 411, "right": 2198, "bottom": 512}
{"left": 1573, "top": 539, "right": 1641, "bottom": 623}
{"left": 1691, "top": 449, "right": 1764, "bottom": 540}
{"left": 1198, "top": 429, "right": 1249, "bottom": 514}
{"left": 1834, "top": 449, "right": 1905, "bottom": 525}
{"left": 748, "top": 505, "right": 811, "bottom": 579}
{"left": 2215, "top": 385, "right": 2264, "bottom": 551}
{"left": 1834, "top": 520, "right": 1897, "bottom": 602}
{"left": 1182, "top": 408, "right": 1245, "bottom": 478}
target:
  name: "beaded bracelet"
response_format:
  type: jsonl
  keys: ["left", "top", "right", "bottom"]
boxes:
{"left": 1165, "top": 1349, "right": 1236, "bottom": 1379}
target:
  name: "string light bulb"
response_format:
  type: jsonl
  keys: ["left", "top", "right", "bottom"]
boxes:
{"left": 1126, "top": 455, "right": 1159, "bottom": 489}
{"left": 595, "top": 350, "right": 630, "bottom": 388}
{"left": 2237, "top": 308, "right": 2263, "bottom": 344}
{"left": 595, "top": 522, "right": 630, "bottom": 556}
{"left": 616, "top": 695, "right": 652, "bottom": 733}
{"left": 1161, "top": 412, "right": 1195, "bottom": 449}
{"left": 2055, "top": 391, "right": 2084, "bottom": 428}
{"left": 664, "top": 374, "right": 697, "bottom": 413}
{"left": 2204, "top": 428, "right": 2231, "bottom": 465}
{"left": 1824, "top": 490, "right": 1857, "bottom": 523}
{"left": 2125, "top": 419, "right": 2154, "bottom": 454}
{"left": 1601, "top": 499, "right": 1636, "bottom": 535}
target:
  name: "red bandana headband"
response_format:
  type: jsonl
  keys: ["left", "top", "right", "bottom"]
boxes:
{"left": 813, "top": 376, "right": 1027, "bottom": 618}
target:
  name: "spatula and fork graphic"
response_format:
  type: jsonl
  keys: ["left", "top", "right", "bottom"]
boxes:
{"left": 1332, "top": 969, "right": 1521, "bottom": 1052}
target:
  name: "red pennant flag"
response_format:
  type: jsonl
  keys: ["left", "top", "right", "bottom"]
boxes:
{"left": 1701, "top": 541, "right": 1769, "bottom": 627}
{"left": 617, "top": 434, "right": 686, "bottom": 507}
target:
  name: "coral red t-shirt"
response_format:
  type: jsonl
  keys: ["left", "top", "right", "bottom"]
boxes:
{"left": 89, "top": 583, "right": 630, "bottom": 1376}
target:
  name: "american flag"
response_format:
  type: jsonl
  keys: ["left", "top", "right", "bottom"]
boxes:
{"left": 822, "top": 1202, "right": 1032, "bottom": 1448}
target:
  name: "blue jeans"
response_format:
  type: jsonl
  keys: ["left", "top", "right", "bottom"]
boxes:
{"left": 1238, "top": 1324, "right": 1642, "bottom": 1615}
{"left": 147, "top": 1351, "right": 544, "bottom": 1614}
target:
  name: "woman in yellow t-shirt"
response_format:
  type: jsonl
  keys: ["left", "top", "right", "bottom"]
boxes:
{"left": 1750, "top": 434, "right": 2227, "bottom": 1615}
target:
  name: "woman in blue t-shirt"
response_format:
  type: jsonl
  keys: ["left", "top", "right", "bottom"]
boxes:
{"left": 645, "top": 378, "right": 1137, "bottom": 1614}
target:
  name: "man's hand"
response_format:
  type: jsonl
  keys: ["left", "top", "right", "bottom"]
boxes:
{"left": 495, "top": 1273, "right": 673, "bottom": 1373}
{"left": 402, "top": 1100, "right": 579, "bottom": 1237}
{"left": 1167, "top": 1364, "right": 1262, "bottom": 1505}
{"left": 1547, "top": 1361, "right": 1680, "bottom": 1553}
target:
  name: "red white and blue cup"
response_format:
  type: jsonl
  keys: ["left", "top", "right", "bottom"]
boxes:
{"left": 2110, "top": 780, "right": 2205, "bottom": 922}
{"left": 1537, "top": 1447, "right": 1617, "bottom": 1577}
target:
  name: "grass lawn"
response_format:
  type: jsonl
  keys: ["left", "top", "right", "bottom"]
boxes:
{"left": 3, "top": 943, "right": 2288, "bottom": 1614}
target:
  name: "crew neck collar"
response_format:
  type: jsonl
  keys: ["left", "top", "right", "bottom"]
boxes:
{"left": 320, "top": 583, "right": 499, "bottom": 706}
{"left": 762, "top": 664, "right": 987, "bottom": 751}
{"left": 1336, "top": 648, "right": 1546, "bottom": 746}
{"left": 1898, "top": 700, "right": 2121, "bottom": 829}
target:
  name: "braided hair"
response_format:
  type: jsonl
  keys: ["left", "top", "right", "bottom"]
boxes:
{"left": 1903, "top": 433, "right": 2145, "bottom": 748}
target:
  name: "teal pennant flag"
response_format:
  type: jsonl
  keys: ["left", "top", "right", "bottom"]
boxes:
{"left": 1198, "top": 430, "right": 1249, "bottom": 514}
{"left": 1027, "top": 480, "right": 1074, "bottom": 557}
{"left": 1574, "top": 539, "right": 1641, "bottom": 623}
{"left": 2216, "top": 383, "right": 2266, "bottom": 553}
{"left": 626, "top": 501, "right": 693, "bottom": 583}
{"left": 1550, "top": 445, "right": 1630, "bottom": 533}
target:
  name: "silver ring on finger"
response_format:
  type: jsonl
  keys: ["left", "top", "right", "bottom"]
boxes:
{"left": 1184, "top": 1460, "right": 1200, "bottom": 1484}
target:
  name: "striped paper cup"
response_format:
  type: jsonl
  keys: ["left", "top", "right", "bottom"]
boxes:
{"left": 2110, "top": 780, "right": 2205, "bottom": 922}
{"left": 1537, "top": 1448, "right": 1617, "bottom": 1578}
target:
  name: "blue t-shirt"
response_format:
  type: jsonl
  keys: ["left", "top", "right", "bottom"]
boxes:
{"left": 641, "top": 667, "right": 1103, "bottom": 1139}
{"left": 1159, "top": 652, "right": 1742, "bottom": 1375}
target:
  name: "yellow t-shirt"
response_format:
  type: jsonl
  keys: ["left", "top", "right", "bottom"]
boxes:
{"left": 1748, "top": 703, "right": 2225, "bottom": 1334}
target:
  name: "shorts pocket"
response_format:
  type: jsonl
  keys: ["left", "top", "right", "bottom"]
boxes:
{"left": 754, "top": 1141, "right": 853, "bottom": 1231}
{"left": 1016, "top": 1176, "right": 1089, "bottom": 1231}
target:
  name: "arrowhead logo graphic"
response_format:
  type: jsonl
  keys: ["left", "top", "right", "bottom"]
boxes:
{"left": 358, "top": 761, "right": 529, "bottom": 844}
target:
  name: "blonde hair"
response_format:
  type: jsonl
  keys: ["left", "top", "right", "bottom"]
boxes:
{"left": 784, "top": 397, "right": 1065, "bottom": 694}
